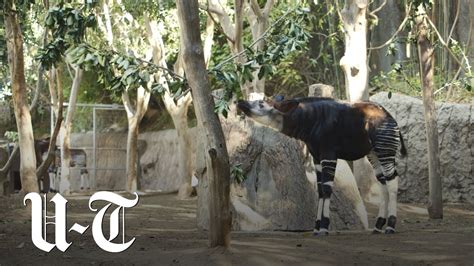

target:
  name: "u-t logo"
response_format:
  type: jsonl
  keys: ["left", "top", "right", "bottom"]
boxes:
{"left": 23, "top": 191, "right": 139, "bottom": 253}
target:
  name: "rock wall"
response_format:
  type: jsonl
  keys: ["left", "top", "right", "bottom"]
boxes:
{"left": 138, "top": 129, "right": 198, "bottom": 192}
{"left": 371, "top": 92, "right": 474, "bottom": 203}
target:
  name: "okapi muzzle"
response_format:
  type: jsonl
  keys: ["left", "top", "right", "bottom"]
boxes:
{"left": 237, "top": 99, "right": 284, "bottom": 131}
{"left": 237, "top": 96, "right": 407, "bottom": 236}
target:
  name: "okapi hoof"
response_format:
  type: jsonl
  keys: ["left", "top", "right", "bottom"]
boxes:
{"left": 372, "top": 229, "right": 384, "bottom": 234}
{"left": 384, "top": 227, "right": 396, "bottom": 234}
{"left": 313, "top": 230, "right": 329, "bottom": 237}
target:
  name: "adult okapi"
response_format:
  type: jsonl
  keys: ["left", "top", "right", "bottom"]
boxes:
{"left": 237, "top": 97, "right": 407, "bottom": 235}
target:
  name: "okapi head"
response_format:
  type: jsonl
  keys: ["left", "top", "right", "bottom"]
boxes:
{"left": 236, "top": 97, "right": 299, "bottom": 131}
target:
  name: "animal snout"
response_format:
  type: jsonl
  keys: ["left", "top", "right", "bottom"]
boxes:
{"left": 236, "top": 100, "right": 252, "bottom": 116}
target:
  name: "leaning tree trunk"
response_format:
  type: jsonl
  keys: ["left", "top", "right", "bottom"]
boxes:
{"left": 415, "top": 5, "right": 443, "bottom": 219}
{"left": 60, "top": 68, "right": 83, "bottom": 194}
{"left": 176, "top": 0, "right": 231, "bottom": 247}
{"left": 4, "top": 0, "right": 39, "bottom": 193}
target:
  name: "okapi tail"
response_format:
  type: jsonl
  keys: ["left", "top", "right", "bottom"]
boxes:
{"left": 399, "top": 131, "right": 407, "bottom": 157}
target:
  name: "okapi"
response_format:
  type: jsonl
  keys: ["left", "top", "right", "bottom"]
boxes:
{"left": 237, "top": 97, "right": 407, "bottom": 235}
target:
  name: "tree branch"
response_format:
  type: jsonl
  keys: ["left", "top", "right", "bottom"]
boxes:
{"left": 370, "top": 0, "right": 386, "bottom": 15}
{"left": 368, "top": 15, "right": 409, "bottom": 50}
{"left": 425, "top": 15, "right": 471, "bottom": 75}
{"left": 213, "top": 7, "right": 295, "bottom": 69}
{"left": 249, "top": 0, "right": 263, "bottom": 19}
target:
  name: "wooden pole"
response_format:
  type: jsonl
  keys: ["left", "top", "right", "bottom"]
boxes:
{"left": 176, "top": 0, "right": 232, "bottom": 247}
{"left": 416, "top": 5, "right": 443, "bottom": 219}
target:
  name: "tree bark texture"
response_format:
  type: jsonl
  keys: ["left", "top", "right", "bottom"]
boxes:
{"left": 340, "top": 0, "right": 369, "bottom": 102}
{"left": 4, "top": 0, "right": 39, "bottom": 193}
{"left": 144, "top": 14, "right": 193, "bottom": 197}
{"left": 36, "top": 67, "right": 64, "bottom": 179}
{"left": 176, "top": 0, "right": 231, "bottom": 247}
{"left": 60, "top": 68, "right": 83, "bottom": 194}
{"left": 416, "top": 6, "right": 443, "bottom": 219}
{"left": 122, "top": 86, "right": 150, "bottom": 192}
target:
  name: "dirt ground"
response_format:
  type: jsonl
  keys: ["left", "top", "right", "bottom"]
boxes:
{"left": 0, "top": 192, "right": 473, "bottom": 265}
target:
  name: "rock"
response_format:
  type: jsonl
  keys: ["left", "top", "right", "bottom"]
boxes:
{"left": 371, "top": 92, "right": 474, "bottom": 203}
{"left": 308, "top": 83, "right": 336, "bottom": 98}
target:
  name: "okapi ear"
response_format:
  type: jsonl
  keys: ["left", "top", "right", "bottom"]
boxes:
{"left": 273, "top": 100, "right": 299, "bottom": 113}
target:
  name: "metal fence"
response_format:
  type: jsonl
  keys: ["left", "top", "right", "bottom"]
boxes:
{"left": 51, "top": 103, "right": 128, "bottom": 192}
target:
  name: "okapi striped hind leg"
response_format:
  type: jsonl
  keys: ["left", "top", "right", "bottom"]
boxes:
{"left": 313, "top": 159, "right": 337, "bottom": 236}
{"left": 314, "top": 165, "right": 323, "bottom": 234}
{"left": 368, "top": 151, "right": 389, "bottom": 234}
{"left": 369, "top": 142, "right": 400, "bottom": 232}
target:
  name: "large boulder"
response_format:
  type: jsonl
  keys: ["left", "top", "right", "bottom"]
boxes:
{"left": 371, "top": 92, "right": 474, "bottom": 203}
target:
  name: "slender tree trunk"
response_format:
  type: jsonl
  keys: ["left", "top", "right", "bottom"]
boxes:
{"left": 4, "top": 0, "right": 39, "bottom": 193}
{"left": 176, "top": 0, "right": 231, "bottom": 247}
{"left": 416, "top": 5, "right": 443, "bottom": 219}
{"left": 60, "top": 68, "right": 83, "bottom": 194}
{"left": 247, "top": 0, "right": 274, "bottom": 97}
{"left": 37, "top": 67, "right": 64, "bottom": 179}
{"left": 144, "top": 14, "right": 194, "bottom": 198}
{"left": 122, "top": 86, "right": 150, "bottom": 192}
{"left": 125, "top": 116, "right": 139, "bottom": 192}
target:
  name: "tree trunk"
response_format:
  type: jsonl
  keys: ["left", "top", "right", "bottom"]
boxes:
{"left": 125, "top": 116, "right": 139, "bottom": 192}
{"left": 176, "top": 0, "right": 231, "bottom": 247}
{"left": 36, "top": 67, "right": 64, "bottom": 179}
{"left": 144, "top": 14, "right": 194, "bottom": 198}
{"left": 122, "top": 86, "right": 150, "bottom": 193}
{"left": 60, "top": 68, "right": 83, "bottom": 194}
{"left": 340, "top": 0, "right": 369, "bottom": 102}
{"left": 416, "top": 5, "right": 443, "bottom": 219}
{"left": 247, "top": 0, "right": 274, "bottom": 97}
{"left": 4, "top": 0, "right": 39, "bottom": 193}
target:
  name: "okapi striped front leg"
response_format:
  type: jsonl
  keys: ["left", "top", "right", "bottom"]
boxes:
{"left": 314, "top": 157, "right": 337, "bottom": 236}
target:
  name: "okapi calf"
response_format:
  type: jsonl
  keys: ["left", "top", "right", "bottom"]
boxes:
{"left": 237, "top": 97, "right": 407, "bottom": 235}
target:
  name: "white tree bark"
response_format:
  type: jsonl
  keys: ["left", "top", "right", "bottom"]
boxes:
{"left": 144, "top": 14, "right": 194, "bottom": 198}
{"left": 59, "top": 68, "right": 83, "bottom": 194}
{"left": 207, "top": 0, "right": 256, "bottom": 98}
{"left": 340, "top": 0, "right": 369, "bottom": 102}
{"left": 247, "top": 0, "right": 274, "bottom": 97}
{"left": 122, "top": 87, "right": 150, "bottom": 192}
